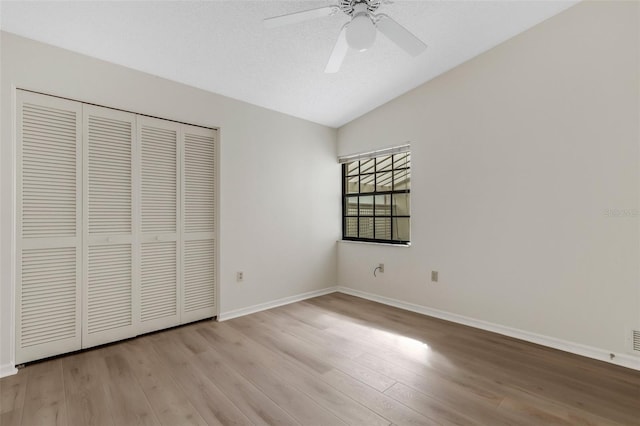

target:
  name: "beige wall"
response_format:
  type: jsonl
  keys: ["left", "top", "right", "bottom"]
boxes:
{"left": 338, "top": 1, "right": 639, "bottom": 359}
{"left": 0, "top": 32, "right": 339, "bottom": 373}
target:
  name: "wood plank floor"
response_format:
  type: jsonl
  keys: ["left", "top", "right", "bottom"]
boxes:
{"left": 1, "top": 293, "right": 639, "bottom": 425}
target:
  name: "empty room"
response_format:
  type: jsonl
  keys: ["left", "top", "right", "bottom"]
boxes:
{"left": 1, "top": 0, "right": 639, "bottom": 425}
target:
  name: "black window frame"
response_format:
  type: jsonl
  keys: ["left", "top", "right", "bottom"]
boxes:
{"left": 342, "top": 152, "right": 410, "bottom": 245}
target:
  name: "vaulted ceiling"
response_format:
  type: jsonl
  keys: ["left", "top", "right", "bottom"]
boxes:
{"left": 0, "top": 0, "right": 578, "bottom": 127}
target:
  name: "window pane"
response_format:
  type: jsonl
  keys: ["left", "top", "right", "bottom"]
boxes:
{"left": 345, "top": 217, "right": 358, "bottom": 237}
{"left": 393, "top": 217, "right": 410, "bottom": 241}
{"left": 393, "top": 168, "right": 410, "bottom": 191}
{"left": 360, "top": 158, "right": 375, "bottom": 174}
{"left": 375, "top": 218, "right": 391, "bottom": 240}
{"left": 359, "top": 195, "right": 373, "bottom": 216}
{"left": 376, "top": 155, "right": 393, "bottom": 171}
{"left": 374, "top": 195, "right": 391, "bottom": 216}
{"left": 376, "top": 172, "right": 393, "bottom": 192}
{"left": 345, "top": 175, "right": 359, "bottom": 194}
{"left": 359, "top": 217, "right": 373, "bottom": 239}
{"left": 394, "top": 153, "right": 410, "bottom": 169}
{"left": 360, "top": 174, "right": 375, "bottom": 193}
{"left": 392, "top": 193, "right": 410, "bottom": 216}
{"left": 345, "top": 196, "right": 358, "bottom": 216}
{"left": 346, "top": 161, "right": 359, "bottom": 176}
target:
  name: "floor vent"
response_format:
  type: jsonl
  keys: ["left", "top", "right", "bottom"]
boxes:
{"left": 633, "top": 330, "right": 640, "bottom": 353}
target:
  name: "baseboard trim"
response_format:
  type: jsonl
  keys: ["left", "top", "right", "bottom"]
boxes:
{"left": 218, "top": 286, "right": 338, "bottom": 322}
{"left": 336, "top": 286, "right": 640, "bottom": 371}
{"left": 0, "top": 363, "right": 18, "bottom": 378}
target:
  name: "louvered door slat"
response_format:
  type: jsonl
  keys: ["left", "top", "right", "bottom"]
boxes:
{"left": 16, "top": 91, "right": 82, "bottom": 364}
{"left": 182, "top": 125, "right": 217, "bottom": 322}
{"left": 137, "top": 117, "right": 180, "bottom": 332}
{"left": 141, "top": 241, "right": 177, "bottom": 325}
{"left": 185, "top": 133, "right": 216, "bottom": 233}
{"left": 141, "top": 124, "right": 177, "bottom": 233}
{"left": 87, "top": 113, "right": 132, "bottom": 235}
{"left": 22, "top": 103, "right": 77, "bottom": 238}
{"left": 83, "top": 105, "right": 136, "bottom": 348}
{"left": 184, "top": 240, "right": 215, "bottom": 312}
{"left": 20, "top": 248, "right": 77, "bottom": 347}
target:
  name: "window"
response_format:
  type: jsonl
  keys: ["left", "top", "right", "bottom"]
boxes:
{"left": 341, "top": 146, "right": 410, "bottom": 244}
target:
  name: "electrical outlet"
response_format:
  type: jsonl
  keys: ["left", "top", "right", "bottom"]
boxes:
{"left": 431, "top": 271, "right": 438, "bottom": 282}
{"left": 378, "top": 263, "right": 384, "bottom": 273}
{"left": 236, "top": 271, "right": 244, "bottom": 282}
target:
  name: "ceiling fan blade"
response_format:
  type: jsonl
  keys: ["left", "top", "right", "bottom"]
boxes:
{"left": 264, "top": 5, "right": 340, "bottom": 29}
{"left": 325, "top": 24, "right": 349, "bottom": 73}
{"left": 375, "top": 14, "right": 427, "bottom": 57}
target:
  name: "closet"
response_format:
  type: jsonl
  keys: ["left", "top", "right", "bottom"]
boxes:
{"left": 16, "top": 90, "right": 217, "bottom": 364}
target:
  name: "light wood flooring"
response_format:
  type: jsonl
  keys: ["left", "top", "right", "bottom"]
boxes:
{"left": 1, "top": 292, "right": 639, "bottom": 425}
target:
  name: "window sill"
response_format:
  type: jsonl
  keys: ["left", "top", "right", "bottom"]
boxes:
{"left": 338, "top": 240, "right": 411, "bottom": 248}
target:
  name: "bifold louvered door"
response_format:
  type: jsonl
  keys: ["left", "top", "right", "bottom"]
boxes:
{"left": 138, "top": 116, "right": 181, "bottom": 333}
{"left": 17, "top": 91, "right": 217, "bottom": 363}
{"left": 182, "top": 125, "right": 217, "bottom": 323}
{"left": 82, "top": 105, "right": 137, "bottom": 348}
{"left": 16, "top": 91, "right": 82, "bottom": 364}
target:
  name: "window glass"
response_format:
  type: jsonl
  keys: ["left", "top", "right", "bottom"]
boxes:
{"left": 394, "top": 168, "right": 410, "bottom": 191}
{"left": 393, "top": 218, "right": 410, "bottom": 241}
{"left": 376, "top": 156, "right": 393, "bottom": 172}
{"left": 374, "top": 195, "right": 391, "bottom": 216}
{"left": 345, "top": 175, "right": 359, "bottom": 194}
{"left": 345, "top": 196, "right": 358, "bottom": 216}
{"left": 347, "top": 161, "right": 359, "bottom": 176}
{"left": 375, "top": 218, "right": 391, "bottom": 240}
{"left": 345, "top": 217, "right": 358, "bottom": 238}
{"left": 360, "top": 158, "right": 375, "bottom": 174}
{"left": 359, "top": 195, "right": 374, "bottom": 216}
{"left": 360, "top": 174, "right": 375, "bottom": 193}
{"left": 359, "top": 218, "right": 374, "bottom": 239}
{"left": 392, "top": 193, "right": 410, "bottom": 216}
{"left": 376, "top": 172, "right": 393, "bottom": 192}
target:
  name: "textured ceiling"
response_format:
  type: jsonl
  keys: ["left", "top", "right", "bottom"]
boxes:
{"left": 0, "top": 0, "right": 578, "bottom": 127}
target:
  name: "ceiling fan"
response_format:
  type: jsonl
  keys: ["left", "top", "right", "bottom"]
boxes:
{"left": 264, "top": 0, "right": 427, "bottom": 73}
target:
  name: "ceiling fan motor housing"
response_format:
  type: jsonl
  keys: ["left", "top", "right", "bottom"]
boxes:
{"left": 339, "top": 0, "right": 381, "bottom": 16}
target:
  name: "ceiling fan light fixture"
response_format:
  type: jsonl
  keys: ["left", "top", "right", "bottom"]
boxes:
{"left": 346, "top": 11, "right": 376, "bottom": 51}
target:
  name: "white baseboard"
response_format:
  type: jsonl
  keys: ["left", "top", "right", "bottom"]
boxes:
{"left": 218, "top": 286, "right": 338, "bottom": 322}
{"left": 336, "top": 286, "right": 640, "bottom": 371}
{"left": 0, "top": 363, "right": 18, "bottom": 378}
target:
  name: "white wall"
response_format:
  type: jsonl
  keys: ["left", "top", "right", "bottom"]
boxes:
{"left": 337, "top": 0, "right": 639, "bottom": 360}
{"left": 0, "top": 32, "right": 339, "bottom": 373}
